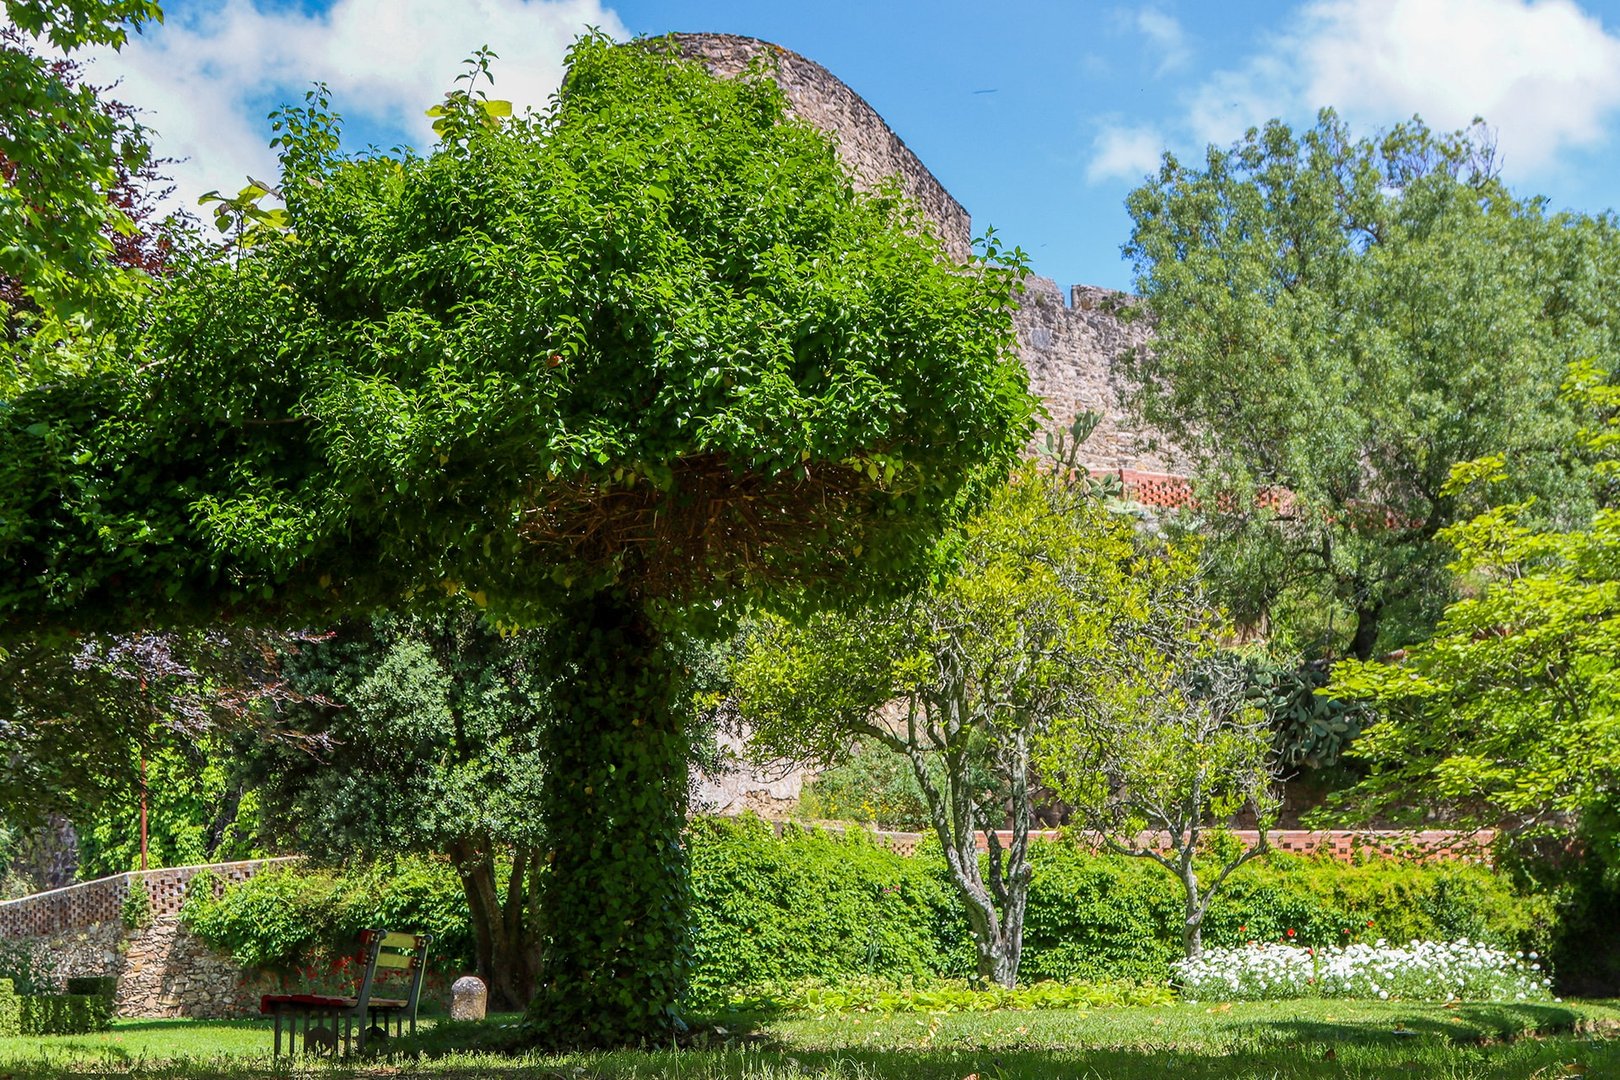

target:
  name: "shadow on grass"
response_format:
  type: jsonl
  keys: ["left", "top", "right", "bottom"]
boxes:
{"left": 1241, "top": 1001, "right": 1586, "bottom": 1046}
{"left": 102, "top": 1018, "right": 272, "bottom": 1032}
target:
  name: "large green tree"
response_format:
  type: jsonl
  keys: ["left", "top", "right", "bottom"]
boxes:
{"left": 1328, "top": 365, "right": 1620, "bottom": 850}
{"left": 1120, "top": 111, "right": 1620, "bottom": 660}
{"left": 0, "top": 37, "right": 1034, "bottom": 1043}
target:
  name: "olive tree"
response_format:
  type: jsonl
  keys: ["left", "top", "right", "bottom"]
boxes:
{"left": 0, "top": 36, "right": 1034, "bottom": 1044}
{"left": 733, "top": 465, "right": 1141, "bottom": 987}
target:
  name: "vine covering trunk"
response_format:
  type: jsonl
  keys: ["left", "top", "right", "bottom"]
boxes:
{"left": 526, "top": 589, "right": 692, "bottom": 1047}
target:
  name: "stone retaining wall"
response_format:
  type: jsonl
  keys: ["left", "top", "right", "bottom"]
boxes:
{"left": 0, "top": 858, "right": 297, "bottom": 1018}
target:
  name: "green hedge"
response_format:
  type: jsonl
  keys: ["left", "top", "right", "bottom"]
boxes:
{"left": 18, "top": 991, "right": 113, "bottom": 1035}
{"left": 182, "top": 821, "right": 1553, "bottom": 1000}
{"left": 1020, "top": 845, "right": 1550, "bottom": 984}
{"left": 687, "top": 816, "right": 972, "bottom": 1001}
{"left": 0, "top": 979, "right": 18, "bottom": 1037}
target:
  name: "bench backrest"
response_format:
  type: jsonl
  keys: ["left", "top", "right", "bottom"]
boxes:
{"left": 353, "top": 928, "right": 432, "bottom": 1023}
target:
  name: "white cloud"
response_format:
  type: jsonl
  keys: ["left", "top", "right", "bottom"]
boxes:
{"left": 1297, "top": 0, "right": 1620, "bottom": 172}
{"left": 1136, "top": 8, "right": 1190, "bottom": 74}
{"left": 77, "top": 0, "right": 628, "bottom": 214}
{"left": 1179, "top": 0, "right": 1620, "bottom": 174}
{"left": 1086, "top": 123, "right": 1167, "bottom": 184}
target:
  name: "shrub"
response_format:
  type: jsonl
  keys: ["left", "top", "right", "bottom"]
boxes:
{"left": 181, "top": 856, "right": 471, "bottom": 976}
{"left": 686, "top": 815, "right": 970, "bottom": 1003}
{"left": 179, "top": 823, "right": 1554, "bottom": 1001}
{"left": 0, "top": 979, "right": 18, "bottom": 1037}
{"left": 19, "top": 991, "right": 113, "bottom": 1034}
{"left": 1020, "top": 843, "right": 1548, "bottom": 985}
{"left": 181, "top": 864, "right": 345, "bottom": 971}
{"left": 121, "top": 875, "right": 153, "bottom": 931}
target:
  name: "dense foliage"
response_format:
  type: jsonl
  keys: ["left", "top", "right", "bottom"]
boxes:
{"left": 0, "top": 629, "right": 317, "bottom": 830}
{"left": 1121, "top": 110, "right": 1620, "bottom": 660}
{"left": 1328, "top": 370, "right": 1620, "bottom": 846}
{"left": 179, "top": 822, "right": 1551, "bottom": 1001}
{"left": 252, "top": 611, "right": 550, "bottom": 1009}
{"left": 0, "top": 36, "right": 1032, "bottom": 630}
{"left": 0, "top": 0, "right": 162, "bottom": 331}
{"left": 0, "top": 31, "right": 1033, "bottom": 1045}
{"left": 180, "top": 858, "right": 473, "bottom": 976}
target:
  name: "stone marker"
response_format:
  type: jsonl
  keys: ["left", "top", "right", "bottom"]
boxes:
{"left": 450, "top": 975, "right": 487, "bottom": 1022}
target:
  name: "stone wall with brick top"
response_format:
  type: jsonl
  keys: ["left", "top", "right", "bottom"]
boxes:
{"left": 0, "top": 858, "right": 298, "bottom": 1018}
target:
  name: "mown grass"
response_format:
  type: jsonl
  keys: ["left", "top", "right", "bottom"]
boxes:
{"left": 0, "top": 1000, "right": 1616, "bottom": 1078}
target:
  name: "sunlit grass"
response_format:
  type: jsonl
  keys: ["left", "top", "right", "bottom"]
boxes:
{"left": 0, "top": 1000, "right": 1615, "bottom": 1078}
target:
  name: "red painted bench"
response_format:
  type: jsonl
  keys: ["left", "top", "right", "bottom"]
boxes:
{"left": 260, "top": 929, "right": 431, "bottom": 1056}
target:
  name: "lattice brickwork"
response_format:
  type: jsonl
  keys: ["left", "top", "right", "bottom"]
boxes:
{"left": 0, "top": 857, "right": 301, "bottom": 939}
{"left": 775, "top": 822, "right": 1495, "bottom": 864}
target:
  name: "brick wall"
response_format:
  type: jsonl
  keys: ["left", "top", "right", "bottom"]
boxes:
{"left": 775, "top": 821, "right": 1496, "bottom": 864}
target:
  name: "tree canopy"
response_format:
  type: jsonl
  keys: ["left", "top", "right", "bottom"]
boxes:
{"left": 0, "top": 35, "right": 1034, "bottom": 634}
{"left": 1120, "top": 110, "right": 1620, "bottom": 660}
{"left": 0, "top": 35, "right": 1036, "bottom": 1046}
{"left": 1328, "top": 365, "right": 1620, "bottom": 858}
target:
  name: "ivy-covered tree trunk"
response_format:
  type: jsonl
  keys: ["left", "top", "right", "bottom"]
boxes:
{"left": 527, "top": 589, "right": 692, "bottom": 1047}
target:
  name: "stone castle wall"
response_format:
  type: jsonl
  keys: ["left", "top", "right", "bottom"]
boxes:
{"left": 0, "top": 859, "right": 297, "bottom": 1018}
{"left": 673, "top": 33, "right": 1180, "bottom": 476}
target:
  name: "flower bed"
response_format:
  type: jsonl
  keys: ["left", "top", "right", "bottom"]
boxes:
{"left": 1173, "top": 939, "right": 1555, "bottom": 1003}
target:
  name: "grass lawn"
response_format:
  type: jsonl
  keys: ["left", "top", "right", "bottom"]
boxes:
{"left": 0, "top": 1000, "right": 1616, "bottom": 1078}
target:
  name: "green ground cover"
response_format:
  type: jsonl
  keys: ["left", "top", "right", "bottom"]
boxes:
{"left": 0, "top": 1001, "right": 1616, "bottom": 1078}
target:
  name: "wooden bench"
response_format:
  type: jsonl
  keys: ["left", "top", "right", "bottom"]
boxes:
{"left": 260, "top": 928, "right": 432, "bottom": 1056}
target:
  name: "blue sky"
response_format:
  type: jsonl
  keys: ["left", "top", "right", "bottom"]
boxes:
{"left": 55, "top": 0, "right": 1620, "bottom": 292}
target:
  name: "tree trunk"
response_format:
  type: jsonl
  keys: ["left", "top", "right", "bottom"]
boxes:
{"left": 1181, "top": 861, "right": 1204, "bottom": 959}
{"left": 526, "top": 589, "right": 691, "bottom": 1047}
{"left": 1348, "top": 599, "right": 1384, "bottom": 661}
{"left": 453, "top": 843, "right": 542, "bottom": 1012}
{"left": 910, "top": 746, "right": 1030, "bottom": 989}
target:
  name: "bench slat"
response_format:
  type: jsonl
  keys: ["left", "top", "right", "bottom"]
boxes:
{"left": 374, "top": 951, "right": 419, "bottom": 970}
